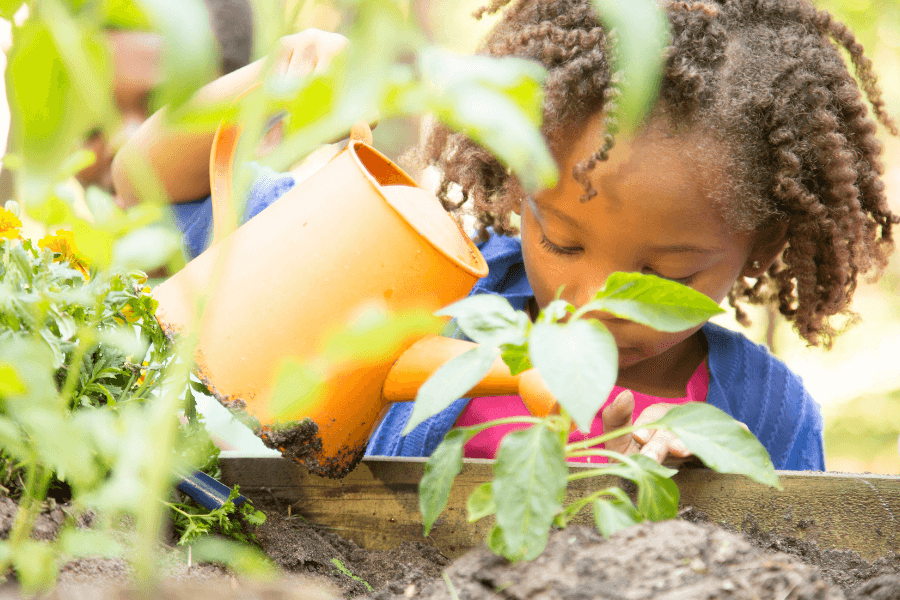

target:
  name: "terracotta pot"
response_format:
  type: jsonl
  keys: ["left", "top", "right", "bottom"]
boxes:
{"left": 153, "top": 114, "right": 537, "bottom": 476}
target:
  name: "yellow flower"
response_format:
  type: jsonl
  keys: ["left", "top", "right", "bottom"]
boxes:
{"left": 0, "top": 207, "right": 22, "bottom": 240}
{"left": 114, "top": 304, "right": 140, "bottom": 325}
{"left": 38, "top": 230, "right": 89, "bottom": 277}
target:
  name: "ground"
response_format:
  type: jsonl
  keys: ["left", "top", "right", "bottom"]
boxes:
{"left": 0, "top": 493, "right": 899, "bottom": 599}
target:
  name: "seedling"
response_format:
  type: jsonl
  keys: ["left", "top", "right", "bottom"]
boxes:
{"left": 412, "top": 272, "right": 781, "bottom": 561}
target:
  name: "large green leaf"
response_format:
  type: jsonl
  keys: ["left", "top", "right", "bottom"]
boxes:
{"left": 590, "top": 0, "right": 669, "bottom": 131}
{"left": 528, "top": 320, "right": 617, "bottom": 432}
{"left": 0, "top": 0, "right": 23, "bottom": 19}
{"left": 653, "top": 403, "right": 782, "bottom": 489}
{"left": 132, "top": 0, "right": 217, "bottom": 111}
{"left": 588, "top": 272, "right": 724, "bottom": 332}
{"left": 403, "top": 47, "right": 557, "bottom": 192}
{"left": 419, "top": 429, "right": 469, "bottom": 536}
{"left": 437, "top": 294, "right": 529, "bottom": 348}
{"left": 43, "top": 0, "right": 115, "bottom": 134}
{"left": 493, "top": 422, "right": 568, "bottom": 561}
{"left": 6, "top": 22, "right": 76, "bottom": 174}
{"left": 403, "top": 346, "right": 498, "bottom": 435}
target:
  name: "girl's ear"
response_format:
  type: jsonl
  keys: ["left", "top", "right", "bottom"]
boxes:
{"left": 743, "top": 220, "right": 789, "bottom": 278}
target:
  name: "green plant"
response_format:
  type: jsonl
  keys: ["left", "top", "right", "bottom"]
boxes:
{"left": 330, "top": 558, "right": 373, "bottom": 592}
{"left": 413, "top": 273, "right": 782, "bottom": 561}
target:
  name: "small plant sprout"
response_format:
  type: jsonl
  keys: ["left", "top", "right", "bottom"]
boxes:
{"left": 414, "top": 272, "right": 782, "bottom": 561}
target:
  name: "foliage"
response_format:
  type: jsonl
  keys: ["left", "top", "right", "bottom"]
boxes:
{"left": 0, "top": 0, "right": 677, "bottom": 591}
{"left": 824, "top": 388, "right": 900, "bottom": 470}
{"left": 416, "top": 274, "right": 781, "bottom": 561}
{"left": 169, "top": 486, "right": 267, "bottom": 546}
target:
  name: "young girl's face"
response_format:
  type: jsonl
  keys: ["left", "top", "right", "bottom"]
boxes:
{"left": 520, "top": 112, "right": 775, "bottom": 376}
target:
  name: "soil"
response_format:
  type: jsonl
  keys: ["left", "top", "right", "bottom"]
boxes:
{"left": 1, "top": 492, "right": 899, "bottom": 599}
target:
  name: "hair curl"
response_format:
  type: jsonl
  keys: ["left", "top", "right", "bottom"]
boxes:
{"left": 412, "top": 0, "right": 899, "bottom": 347}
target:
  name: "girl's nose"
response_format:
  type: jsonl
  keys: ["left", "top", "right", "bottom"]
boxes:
{"left": 569, "top": 275, "right": 631, "bottom": 326}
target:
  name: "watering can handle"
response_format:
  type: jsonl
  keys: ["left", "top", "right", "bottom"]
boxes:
{"left": 381, "top": 334, "right": 561, "bottom": 417}
{"left": 208, "top": 85, "right": 374, "bottom": 244}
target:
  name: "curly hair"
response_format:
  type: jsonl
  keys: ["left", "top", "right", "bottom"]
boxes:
{"left": 412, "top": 0, "right": 899, "bottom": 347}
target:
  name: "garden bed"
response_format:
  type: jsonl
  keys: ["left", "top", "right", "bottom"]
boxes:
{"left": 1, "top": 459, "right": 899, "bottom": 599}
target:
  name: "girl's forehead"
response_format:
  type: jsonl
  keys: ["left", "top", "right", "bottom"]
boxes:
{"left": 541, "top": 117, "right": 737, "bottom": 244}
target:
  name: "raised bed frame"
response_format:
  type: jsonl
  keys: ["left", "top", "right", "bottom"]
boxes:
{"left": 221, "top": 457, "right": 900, "bottom": 560}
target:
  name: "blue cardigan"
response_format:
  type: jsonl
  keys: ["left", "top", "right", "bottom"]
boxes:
{"left": 366, "top": 234, "right": 826, "bottom": 471}
{"left": 171, "top": 174, "right": 825, "bottom": 471}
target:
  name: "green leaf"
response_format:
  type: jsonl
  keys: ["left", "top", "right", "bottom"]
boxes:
{"left": 43, "top": 0, "right": 115, "bottom": 133}
{"left": 0, "top": 1, "right": 23, "bottom": 19}
{"left": 486, "top": 524, "right": 509, "bottom": 557}
{"left": 466, "top": 482, "right": 496, "bottom": 522}
{"left": 268, "top": 358, "right": 326, "bottom": 420}
{"left": 13, "top": 540, "right": 58, "bottom": 595}
{"left": 419, "top": 428, "right": 469, "bottom": 536}
{"left": 590, "top": 0, "right": 669, "bottom": 131}
{"left": 132, "top": 0, "right": 218, "bottom": 111}
{"left": 594, "top": 494, "right": 641, "bottom": 538}
{"left": 537, "top": 299, "right": 573, "bottom": 324}
{"left": 602, "top": 454, "right": 679, "bottom": 521}
{"left": 652, "top": 403, "right": 782, "bottom": 489}
{"left": 589, "top": 272, "right": 724, "bottom": 333}
{"left": 493, "top": 421, "right": 568, "bottom": 561}
{"left": 112, "top": 226, "right": 181, "bottom": 271}
{"left": 99, "top": 0, "right": 153, "bottom": 29}
{"left": 6, "top": 22, "right": 77, "bottom": 173}
{"left": 0, "top": 362, "right": 27, "bottom": 396}
{"left": 437, "top": 294, "right": 529, "bottom": 348}
{"left": 404, "top": 346, "right": 499, "bottom": 435}
{"left": 59, "top": 528, "right": 126, "bottom": 558}
{"left": 528, "top": 320, "right": 617, "bottom": 432}
{"left": 499, "top": 344, "right": 531, "bottom": 376}
{"left": 407, "top": 47, "right": 558, "bottom": 192}
{"left": 0, "top": 417, "right": 28, "bottom": 460}
{"left": 98, "top": 326, "right": 149, "bottom": 361}
{"left": 324, "top": 306, "right": 441, "bottom": 364}
{"left": 190, "top": 537, "right": 276, "bottom": 579}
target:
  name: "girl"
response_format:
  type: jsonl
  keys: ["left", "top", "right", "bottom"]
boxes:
{"left": 116, "top": 1, "right": 897, "bottom": 471}
{"left": 365, "top": 0, "right": 898, "bottom": 471}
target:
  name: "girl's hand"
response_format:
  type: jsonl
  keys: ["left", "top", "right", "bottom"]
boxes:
{"left": 270, "top": 29, "right": 348, "bottom": 81}
{"left": 601, "top": 394, "right": 693, "bottom": 466}
{"left": 631, "top": 402, "right": 694, "bottom": 466}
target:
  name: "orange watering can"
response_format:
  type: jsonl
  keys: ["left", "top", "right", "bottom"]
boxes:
{"left": 152, "top": 115, "right": 558, "bottom": 478}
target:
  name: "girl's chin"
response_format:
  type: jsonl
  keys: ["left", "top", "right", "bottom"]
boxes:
{"left": 615, "top": 347, "right": 647, "bottom": 367}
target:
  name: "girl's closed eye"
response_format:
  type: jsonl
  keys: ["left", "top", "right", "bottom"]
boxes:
{"left": 539, "top": 233, "right": 583, "bottom": 256}
{"left": 642, "top": 267, "right": 697, "bottom": 285}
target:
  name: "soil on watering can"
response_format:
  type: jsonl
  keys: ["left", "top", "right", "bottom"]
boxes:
{"left": 2, "top": 495, "right": 900, "bottom": 599}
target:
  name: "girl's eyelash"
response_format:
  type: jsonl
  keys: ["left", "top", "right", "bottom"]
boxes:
{"left": 537, "top": 231, "right": 696, "bottom": 284}
{"left": 539, "top": 234, "right": 583, "bottom": 256}
{"left": 644, "top": 268, "right": 697, "bottom": 285}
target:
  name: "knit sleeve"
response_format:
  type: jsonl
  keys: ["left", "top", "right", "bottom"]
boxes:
{"left": 365, "top": 399, "right": 468, "bottom": 457}
{"left": 704, "top": 323, "right": 826, "bottom": 471}
{"left": 169, "top": 164, "right": 296, "bottom": 259}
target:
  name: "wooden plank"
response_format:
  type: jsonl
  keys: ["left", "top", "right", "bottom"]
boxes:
{"left": 220, "top": 457, "right": 900, "bottom": 560}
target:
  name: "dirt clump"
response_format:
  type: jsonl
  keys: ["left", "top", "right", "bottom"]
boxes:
{"left": 682, "top": 508, "right": 900, "bottom": 596}
{"left": 371, "top": 519, "right": 850, "bottom": 600}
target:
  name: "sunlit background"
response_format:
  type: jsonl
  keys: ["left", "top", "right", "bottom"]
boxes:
{"left": 3, "top": 0, "right": 898, "bottom": 473}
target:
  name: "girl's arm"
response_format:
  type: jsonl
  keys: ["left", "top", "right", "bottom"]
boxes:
{"left": 111, "top": 29, "right": 348, "bottom": 208}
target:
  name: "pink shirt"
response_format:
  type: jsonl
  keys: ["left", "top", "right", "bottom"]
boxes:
{"left": 454, "top": 360, "right": 709, "bottom": 463}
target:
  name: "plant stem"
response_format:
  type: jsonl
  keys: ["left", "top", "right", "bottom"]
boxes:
{"left": 460, "top": 415, "right": 543, "bottom": 436}
{"left": 565, "top": 422, "right": 671, "bottom": 453}
{"left": 8, "top": 462, "right": 52, "bottom": 549}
